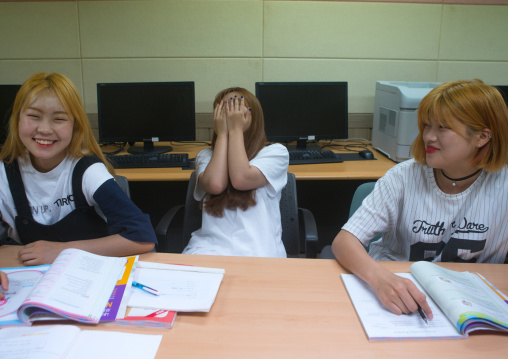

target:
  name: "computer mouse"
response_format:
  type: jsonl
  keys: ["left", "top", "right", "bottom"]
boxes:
{"left": 359, "top": 150, "right": 374, "bottom": 160}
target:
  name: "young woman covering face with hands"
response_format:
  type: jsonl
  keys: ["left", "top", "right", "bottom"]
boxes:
{"left": 183, "top": 88, "right": 289, "bottom": 257}
{"left": 332, "top": 79, "right": 508, "bottom": 320}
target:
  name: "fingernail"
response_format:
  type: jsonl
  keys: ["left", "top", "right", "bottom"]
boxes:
{"left": 249, "top": 108, "right": 252, "bottom": 111}
{"left": 234, "top": 95, "right": 237, "bottom": 98}
{"left": 241, "top": 96, "right": 244, "bottom": 98}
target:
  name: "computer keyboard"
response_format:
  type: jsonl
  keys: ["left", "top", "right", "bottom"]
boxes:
{"left": 108, "top": 153, "right": 190, "bottom": 168}
{"left": 288, "top": 150, "right": 343, "bottom": 165}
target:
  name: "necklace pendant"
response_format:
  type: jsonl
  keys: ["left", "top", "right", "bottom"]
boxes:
{"left": 452, "top": 182, "right": 456, "bottom": 187}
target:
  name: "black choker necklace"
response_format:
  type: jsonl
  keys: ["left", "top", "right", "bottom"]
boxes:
{"left": 441, "top": 169, "right": 482, "bottom": 187}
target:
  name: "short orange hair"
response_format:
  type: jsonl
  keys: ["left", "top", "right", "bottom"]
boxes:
{"left": 412, "top": 79, "right": 508, "bottom": 172}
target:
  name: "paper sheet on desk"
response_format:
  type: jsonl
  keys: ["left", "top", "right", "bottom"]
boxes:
{"left": 341, "top": 273, "right": 465, "bottom": 340}
{"left": 127, "top": 261, "right": 225, "bottom": 312}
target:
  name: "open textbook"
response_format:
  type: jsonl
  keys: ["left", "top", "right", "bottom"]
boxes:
{"left": 0, "top": 325, "right": 162, "bottom": 359}
{"left": 0, "top": 248, "right": 126, "bottom": 326}
{"left": 127, "top": 261, "right": 225, "bottom": 312}
{"left": 341, "top": 261, "right": 508, "bottom": 340}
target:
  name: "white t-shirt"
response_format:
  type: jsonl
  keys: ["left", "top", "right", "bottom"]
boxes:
{"left": 343, "top": 159, "right": 508, "bottom": 263}
{"left": 183, "top": 144, "right": 289, "bottom": 257}
{"left": 0, "top": 154, "right": 112, "bottom": 242}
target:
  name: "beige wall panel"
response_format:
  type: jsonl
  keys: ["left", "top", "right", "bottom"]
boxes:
{"left": 348, "top": 128, "right": 372, "bottom": 141}
{"left": 82, "top": 58, "right": 262, "bottom": 114}
{"left": 0, "top": 60, "right": 83, "bottom": 93}
{"left": 79, "top": 1, "right": 262, "bottom": 58}
{"left": 264, "top": 2, "right": 441, "bottom": 59}
{"left": 263, "top": 59, "right": 438, "bottom": 113}
{"left": 0, "top": 3, "right": 80, "bottom": 59}
{"left": 437, "top": 62, "right": 508, "bottom": 85}
{"left": 439, "top": 5, "right": 508, "bottom": 61}
{"left": 196, "top": 128, "right": 212, "bottom": 142}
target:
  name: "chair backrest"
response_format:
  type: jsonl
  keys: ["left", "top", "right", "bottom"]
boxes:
{"left": 319, "top": 181, "right": 377, "bottom": 259}
{"left": 348, "top": 182, "right": 375, "bottom": 218}
{"left": 349, "top": 182, "right": 381, "bottom": 246}
{"left": 181, "top": 172, "right": 300, "bottom": 256}
{"left": 181, "top": 171, "right": 203, "bottom": 245}
{"left": 114, "top": 175, "right": 131, "bottom": 198}
{"left": 279, "top": 173, "right": 300, "bottom": 256}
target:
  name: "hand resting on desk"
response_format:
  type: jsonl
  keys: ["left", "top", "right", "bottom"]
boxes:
{"left": 332, "top": 229, "right": 434, "bottom": 320}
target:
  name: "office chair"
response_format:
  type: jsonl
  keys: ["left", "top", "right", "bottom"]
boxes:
{"left": 155, "top": 172, "right": 319, "bottom": 258}
{"left": 0, "top": 220, "right": 7, "bottom": 243}
{"left": 319, "top": 181, "right": 379, "bottom": 259}
{"left": 114, "top": 175, "right": 131, "bottom": 198}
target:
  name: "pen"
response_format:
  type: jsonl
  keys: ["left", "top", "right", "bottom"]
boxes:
{"left": 132, "top": 281, "right": 160, "bottom": 296}
{"left": 417, "top": 303, "right": 428, "bottom": 324}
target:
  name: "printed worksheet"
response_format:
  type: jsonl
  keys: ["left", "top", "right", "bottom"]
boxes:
{"left": 127, "top": 262, "right": 224, "bottom": 312}
{"left": 341, "top": 273, "right": 465, "bottom": 340}
{"left": 0, "top": 325, "right": 162, "bottom": 359}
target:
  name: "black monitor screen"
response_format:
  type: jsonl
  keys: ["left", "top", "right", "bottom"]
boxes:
{"left": 0, "top": 85, "right": 21, "bottom": 145}
{"left": 97, "top": 82, "right": 195, "bottom": 154}
{"left": 255, "top": 82, "right": 348, "bottom": 150}
{"left": 495, "top": 85, "right": 508, "bottom": 107}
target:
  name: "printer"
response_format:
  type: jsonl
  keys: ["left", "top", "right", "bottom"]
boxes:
{"left": 372, "top": 81, "right": 441, "bottom": 162}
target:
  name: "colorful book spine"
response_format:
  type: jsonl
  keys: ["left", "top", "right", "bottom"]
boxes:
{"left": 100, "top": 255, "right": 138, "bottom": 321}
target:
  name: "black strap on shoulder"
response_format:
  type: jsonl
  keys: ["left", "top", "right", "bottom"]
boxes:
{"left": 5, "top": 160, "right": 33, "bottom": 219}
{"left": 5, "top": 156, "right": 103, "bottom": 217}
{"left": 71, "top": 155, "right": 102, "bottom": 208}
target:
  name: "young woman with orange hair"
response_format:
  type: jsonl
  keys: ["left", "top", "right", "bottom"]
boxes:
{"left": 332, "top": 79, "right": 508, "bottom": 320}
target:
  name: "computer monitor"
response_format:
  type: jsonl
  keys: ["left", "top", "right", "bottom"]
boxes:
{"left": 97, "top": 82, "right": 196, "bottom": 154}
{"left": 0, "top": 85, "right": 21, "bottom": 145}
{"left": 255, "top": 82, "right": 348, "bottom": 150}
{"left": 495, "top": 85, "right": 508, "bottom": 107}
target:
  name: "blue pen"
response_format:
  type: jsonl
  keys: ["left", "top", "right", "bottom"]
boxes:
{"left": 132, "top": 281, "right": 160, "bottom": 296}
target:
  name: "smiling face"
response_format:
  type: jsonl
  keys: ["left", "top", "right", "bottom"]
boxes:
{"left": 18, "top": 90, "right": 74, "bottom": 172}
{"left": 422, "top": 117, "right": 482, "bottom": 176}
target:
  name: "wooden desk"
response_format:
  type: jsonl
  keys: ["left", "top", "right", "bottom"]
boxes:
{"left": 105, "top": 142, "right": 396, "bottom": 182}
{"left": 2, "top": 246, "right": 506, "bottom": 358}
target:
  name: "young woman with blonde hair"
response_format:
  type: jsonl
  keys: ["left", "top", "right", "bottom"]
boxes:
{"left": 0, "top": 73, "right": 156, "bottom": 266}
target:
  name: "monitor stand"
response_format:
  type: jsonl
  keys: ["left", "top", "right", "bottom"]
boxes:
{"left": 285, "top": 139, "right": 322, "bottom": 151}
{"left": 127, "top": 141, "right": 173, "bottom": 155}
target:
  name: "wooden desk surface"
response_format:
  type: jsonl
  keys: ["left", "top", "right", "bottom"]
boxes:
{"left": 1, "top": 246, "right": 506, "bottom": 358}
{"left": 105, "top": 142, "right": 396, "bottom": 181}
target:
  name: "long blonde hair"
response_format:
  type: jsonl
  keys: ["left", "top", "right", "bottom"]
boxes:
{"left": 0, "top": 72, "right": 114, "bottom": 174}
